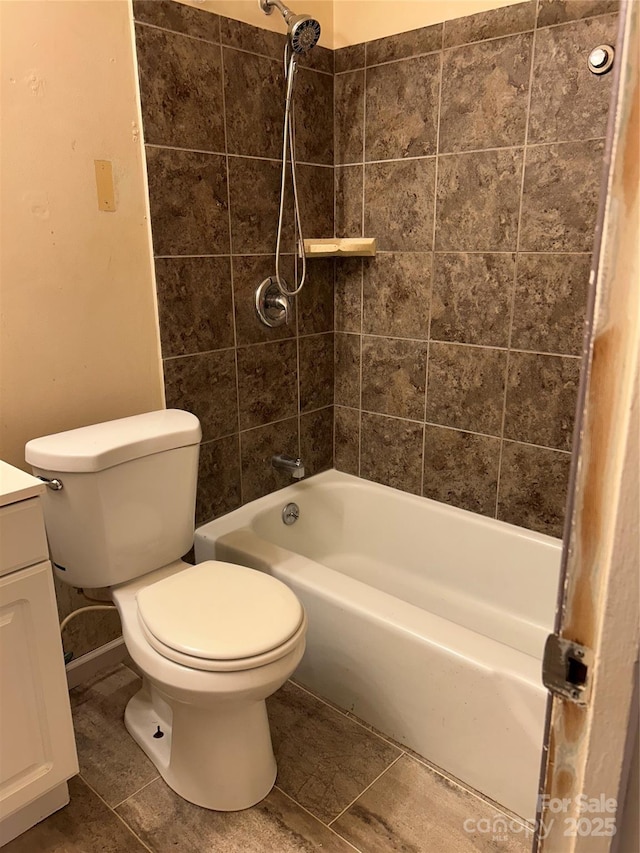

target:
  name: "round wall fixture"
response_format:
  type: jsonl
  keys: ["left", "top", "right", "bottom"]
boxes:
{"left": 588, "top": 44, "right": 615, "bottom": 75}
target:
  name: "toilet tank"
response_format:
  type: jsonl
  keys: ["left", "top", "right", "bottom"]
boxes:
{"left": 25, "top": 410, "right": 202, "bottom": 589}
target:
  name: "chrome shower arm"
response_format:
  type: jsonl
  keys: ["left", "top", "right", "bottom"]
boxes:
{"left": 260, "top": 0, "right": 291, "bottom": 19}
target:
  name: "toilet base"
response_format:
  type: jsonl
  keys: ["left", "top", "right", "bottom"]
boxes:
{"left": 124, "top": 680, "right": 277, "bottom": 811}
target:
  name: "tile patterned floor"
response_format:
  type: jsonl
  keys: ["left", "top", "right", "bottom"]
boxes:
{"left": 5, "top": 665, "right": 532, "bottom": 852}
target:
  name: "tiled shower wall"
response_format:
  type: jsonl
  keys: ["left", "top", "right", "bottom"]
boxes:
{"left": 333, "top": 0, "right": 618, "bottom": 536}
{"left": 132, "top": 0, "right": 335, "bottom": 524}
{"left": 133, "top": 0, "right": 617, "bottom": 539}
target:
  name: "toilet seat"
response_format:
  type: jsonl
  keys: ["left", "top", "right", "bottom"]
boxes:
{"left": 136, "top": 560, "right": 305, "bottom": 672}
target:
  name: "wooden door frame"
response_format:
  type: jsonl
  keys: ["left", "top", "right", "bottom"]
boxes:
{"left": 536, "top": 1, "right": 639, "bottom": 850}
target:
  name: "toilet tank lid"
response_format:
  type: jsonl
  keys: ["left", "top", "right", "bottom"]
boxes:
{"left": 25, "top": 410, "right": 202, "bottom": 473}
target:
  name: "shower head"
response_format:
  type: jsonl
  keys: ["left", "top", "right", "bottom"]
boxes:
{"left": 260, "top": 0, "right": 321, "bottom": 54}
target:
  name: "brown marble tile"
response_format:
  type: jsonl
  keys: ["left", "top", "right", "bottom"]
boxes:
{"left": 430, "top": 253, "right": 515, "bottom": 347}
{"left": 443, "top": 0, "right": 536, "bottom": 48}
{"left": 334, "top": 406, "right": 360, "bottom": 475}
{"left": 335, "top": 258, "right": 363, "bottom": 333}
{"left": 164, "top": 349, "right": 238, "bottom": 441}
{"left": 146, "top": 147, "right": 229, "bottom": 256}
{"left": 4, "top": 775, "right": 148, "bottom": 853}
{"left": 360, "top": 412, "right": 424, "bottom": 494}
{"left": 366, "top": 23, "right": 443, "bottom": 65}
{"left": 365, "top": 53, "right": 440, "bottom": 161}
{"left": 237, "top": 340, "right": 298, "bottom": 429}
{"left": 436, "top": 149, "right": 523, "bottom": 251}
{"left": 423, "top": 425, "right": 500, "bottom": 516}
{"left": 294, "top": 68, "right": 334, "bottom": 166}
{"left": 537, "top": 0, "right": 620, "bottom": 27}
{"left": 117, "top": 775, "right": 354, "bottom": 853}
{"left": 505, "top": 352, "right": 580, "bottom": 450}
{"left": 439, "top": 33, "right": 532, "bottom": 153}
{"left": 232, "top": 255, "right": 296, "bottom": 346}
{"left": 300, "top": 407, "right": 334, "bottom": 476}
{"left": 335, "top": 165, "right": 364, "bottom": 238}
{"left": 223, "top": 48, "right": 284, "bottom": 159}
{"left": 240, "top": 417, "right": 299, "bottom": 503}
{"left": 219, "top": 15, "right": 283, "bottom": 58}
{"left": 529, "top": 15, "right": 618, "bottom": 144}
{"left": 334, "top": 70, "right": 365, "bottom": 165}
{"left": 197, "top": 434, "right": 241, "bottom": 524}
{"left": 70, "top": 666, "right": 157, "bottom": 807}
{"left": 133, "top": 0, "right": 220, "bottom": 42}
{"left": 333, "top": 754, "right": 532, "bottom": 853}
{"left": 268, "top": 681, "right": 401, "bottom": 823}
{"left": 298, "top": 44, "right": 334, "bottom": 76}
{"left": 361, "top": 336, "right": 428, "bottom": 419}
{"left": 363, "top": 252, "right": 431, "bottom": 339}
{"left": 298, "top": 164, "right": 334, "bottom": 239}
{"left": 300, "top": 333, "right": 334, "bottom": 413}
{"left": 519, "top": 140, "right": 605, "bottom": 252}
{"left": 498, "top": 441, "right": 570, "bottom": 536}
{"left": 365, "top": 158, "right": 436, "bottom": 252}
{"left": 426, "top": 343, "right": 507, "bottom": 435}
{"left": 135, "top": 25, "right": 225, "bottom": 152}
{"left": 335, "top": 43, "right": 366, "bottom": 73}
{"left": 334, "top": 333, "right": 361, "bottom": 408}
{"left": 155, "top": 256, "right": 233, "bottom": 357}
{"left": 298, "top": 258, "right": 334, "bottom": 335}
{"left": 228, "top": 156, "right": 294, "bottom": 254}
{"left": 512, "top": 253, "right": 590, "bottom": 355}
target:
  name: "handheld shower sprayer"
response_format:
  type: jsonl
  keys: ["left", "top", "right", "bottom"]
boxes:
{"left": 257, "top": 0, "right": 321, "bottom": 306}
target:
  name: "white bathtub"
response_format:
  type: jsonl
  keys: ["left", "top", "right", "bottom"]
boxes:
{"left": 194, "top": 470, "right": 560, "bottom": 819}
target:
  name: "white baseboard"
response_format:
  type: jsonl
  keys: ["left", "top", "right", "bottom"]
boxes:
{"left": 65, "top": 636, "right": 128, "bottom": 689}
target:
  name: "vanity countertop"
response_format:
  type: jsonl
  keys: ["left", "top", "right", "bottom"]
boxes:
{"left": 0, "top": 460, "right": 46, "bottom": 507}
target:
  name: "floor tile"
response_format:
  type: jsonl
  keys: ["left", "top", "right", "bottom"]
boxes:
{"left": 333, "top": 755, "right": 532, "bottom": 853}
{"left": 267, "top": 682, "right": 401, "bottom": 823}
{"left": 70, "top": 665, "right": 158, "bottom": 808}
{"left": 116, "top": 776, "right": 356, "bottom": 853}
{"left": 3, "top": 776, "right": 147, "bottom": 853}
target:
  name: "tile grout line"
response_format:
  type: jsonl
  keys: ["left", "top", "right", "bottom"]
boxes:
{"left": 328, "top": 753, "right": 405, "bottom": 827}
{"left": 77, "top": 775, "right": 155, "bottom": 853}
{"left": 495, "top": 16, "right": 539, "bottom": 519}
{"left": 111, "top": 775, "right": 161, "bottom": 810}
{"left": 422, "top": 46, "right": 444, "bottom": 497}
{"left": 219, "top": 37, "right": 244, "bottom": 508}
{"left": 145, "top": 141, "right": 333, "bottom": 169}
{"left": 273, "top": 786, "right": 365, "bottom": 853}
{"left": 326, "top": 330, "right": 582, "bottom": 359}
{"left": 356, "top": 56, "right": 367, "bottom": 479}
{"left": 334, "top": 134, "right": 606, "bottom": 168}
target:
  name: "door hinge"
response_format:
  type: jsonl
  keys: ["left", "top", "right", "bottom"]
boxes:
{"left": 542, "top": 634, "right": 593, "bottom": 706}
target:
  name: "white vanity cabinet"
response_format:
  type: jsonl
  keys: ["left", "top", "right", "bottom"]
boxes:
{"left": 0, "top": 462, "right": 78, "bottom": 847}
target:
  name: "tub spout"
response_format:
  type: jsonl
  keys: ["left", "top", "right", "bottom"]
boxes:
{"left": 272, "top": 454, "right": 305, "bottom": 479}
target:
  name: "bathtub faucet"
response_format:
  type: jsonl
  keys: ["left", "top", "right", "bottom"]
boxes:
{"left": 272, "top": 454, "right": 305, "bottom": 480}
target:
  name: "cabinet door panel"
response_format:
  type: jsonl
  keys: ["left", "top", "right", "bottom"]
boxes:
{"left": 0, "top": 563, "right": 78, "bottom": 818}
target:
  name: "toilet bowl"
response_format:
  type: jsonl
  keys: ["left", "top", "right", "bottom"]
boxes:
{"left": 25, "top": 410, "right": 307, "bottom": 811}
{"left": 113, "top": 559, "right": 306, "bottom": 811}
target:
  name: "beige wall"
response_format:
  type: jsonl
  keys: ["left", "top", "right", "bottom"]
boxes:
{"left": 178, "top": 0, "right": 335, "bottom": 46}
{"left": 333, "top": 0, "right": 523, "bottom": 46}
{"left": 179, "top": 0, "right": 523, "bottom": 48}
{"left": 0, "top": 0, "right": 164, "bottom": 472}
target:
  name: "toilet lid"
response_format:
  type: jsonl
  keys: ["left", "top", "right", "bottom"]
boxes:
{"left": 136, "top": 561, "right": 303, "bottom": 662}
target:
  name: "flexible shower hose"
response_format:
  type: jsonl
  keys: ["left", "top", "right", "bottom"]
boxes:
{"left": 274, "top": 43, "right": 307, "bottom": 298}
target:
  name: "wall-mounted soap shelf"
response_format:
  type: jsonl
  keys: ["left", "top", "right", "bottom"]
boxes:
{"left": 303, "top": 238, "right": 376, "bottom": 258}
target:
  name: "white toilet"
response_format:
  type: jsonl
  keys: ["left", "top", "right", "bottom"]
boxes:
{"left": 25, "top": 409, "right": 307, "bottom": 811}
